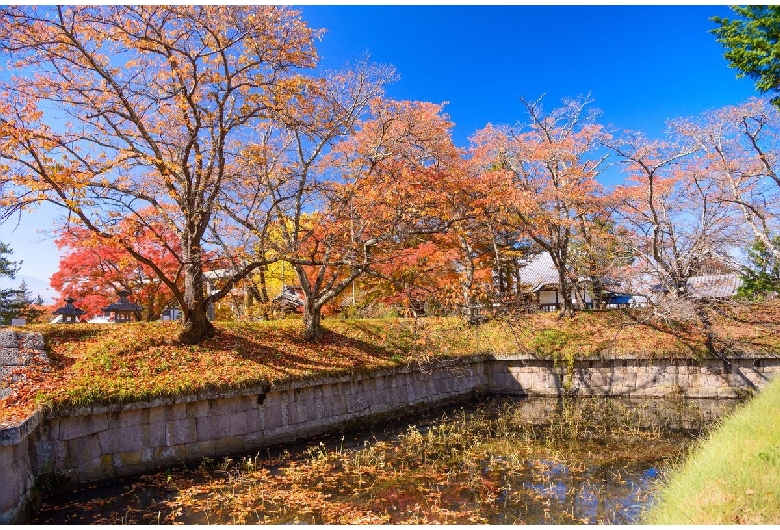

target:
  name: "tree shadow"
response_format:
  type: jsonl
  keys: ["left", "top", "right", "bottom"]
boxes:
{"left": 203, "top": 322, "right": 404, "bottom": 383}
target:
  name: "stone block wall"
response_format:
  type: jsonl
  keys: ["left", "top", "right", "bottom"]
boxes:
{"left": 0, "top": 330, "right": 48, "bottom": 400}
{"left": 0, "top": 358, "right": 490, "bottom": 522}
{"left": 488, "top": 356, "right": 780, "bottom": 398}
{"left": 44, "top": 363, "right": 490, "bottom": 485}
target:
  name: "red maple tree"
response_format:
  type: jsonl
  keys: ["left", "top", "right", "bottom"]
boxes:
{"left": 51, "top": 217, "right": 182, "bottom": 321}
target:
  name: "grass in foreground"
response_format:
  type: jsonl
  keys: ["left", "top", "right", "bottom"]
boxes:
{"left": 643, "top": 375, "right": 780, "bottom": 524}
{"left": 2, "top": 302, "right": 779, "bottom": 426}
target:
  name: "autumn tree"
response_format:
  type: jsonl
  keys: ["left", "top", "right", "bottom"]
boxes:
{"left": 338, "top": 155, "right": 515, "bottom": 325}
{"left": 51, "top": 220, "right": 182, "bottom": 321}
{"left": 675, "top": 98, "right": 780, "bottom": 264}
{"left": 470, "top": 96, "right": 610, "bottom": 317}
{"left": 324, "top": 99, "right": 465, "bottom": 333}
{"left": 568, "top": 213, "right": 633, "bottom": 308}
{"left": 712, "top": 6, "right": 780, "bottom": 107}
{"left": 0, "top": 6, "right": 319, "bottom": 343}
{"left": 367, "top": 232, "right": 491, "bottom": 322}
{"left": 364, "top": 238, "right": 456, "bottom": 316}
{"left": 609, "top": 132, "right": 741, "bottom": 310}
{"left": 229, "top": 55, "right": 461, "bottom": 340}
{"left": 368, "top": 148, "right": 503, "bottom": 324}
{"left": 436, "top": 160, "right": 512, "bottom": 322}
{"left": 236, "top": 260, "right": 298, "bottom": 321}
{"left": 222, "top": 63, "right": 394, "bottom": 340}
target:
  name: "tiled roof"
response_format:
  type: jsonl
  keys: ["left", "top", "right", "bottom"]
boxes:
{"left": 52, "top": 298, "right": 86, "bottom": 316}
{"left": 517, "top": 252, "right": 744, "bottom": 300}
{"left": 517, "top": 252, "right": 560, "bottom": 291}
{"left": 686, "top": 274, "right": 743, "bottom": 298}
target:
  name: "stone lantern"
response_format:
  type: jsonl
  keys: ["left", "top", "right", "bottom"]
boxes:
{"left": 101, "top": 290, "right": 143, "bottom": 323}
{"left": 52, "top": 297, "right": 87, "bottom": 324}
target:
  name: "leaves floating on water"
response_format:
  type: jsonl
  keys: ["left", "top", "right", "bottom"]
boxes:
{"left": 31, "top": 397, "right": 701, "bottom": 525}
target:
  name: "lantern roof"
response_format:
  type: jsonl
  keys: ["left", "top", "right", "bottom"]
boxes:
{"left": 101, "top": 290, "right": 143, "bottom": 313}
{"left": 53, "top": 297, "right": 87, "bottom": 316}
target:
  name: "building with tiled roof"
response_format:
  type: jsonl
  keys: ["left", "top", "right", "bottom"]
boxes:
{"left": 517, "top": 252, "right": 649, "bottom": 310}
{"left": 685, "top": 274, "right": 743, "bottom": 299}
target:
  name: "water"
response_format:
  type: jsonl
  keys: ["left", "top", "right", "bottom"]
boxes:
{"left": 30, "top": 396, "right": 729, "bottom": 524}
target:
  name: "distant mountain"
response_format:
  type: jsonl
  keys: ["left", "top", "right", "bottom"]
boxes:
{"left": 0, "top": 274, "right": 59, "bottom": 305}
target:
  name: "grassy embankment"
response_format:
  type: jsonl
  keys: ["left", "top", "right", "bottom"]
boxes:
{"left": 1, "top": 302, "right": 779, "bottom": 426}
{"left": 643, "top": 374, "right": 780, "bottom": 524}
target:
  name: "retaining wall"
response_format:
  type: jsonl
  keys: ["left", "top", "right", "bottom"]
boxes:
{"left": 2, "top": 352, "right": 779, "bottom": 523}
{"left": 489, "top": 356, "right": 777, "bottom": 398}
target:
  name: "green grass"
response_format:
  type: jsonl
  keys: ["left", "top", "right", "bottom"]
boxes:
{"left": 643, "top": 376, "right": 780, "bottom": 524}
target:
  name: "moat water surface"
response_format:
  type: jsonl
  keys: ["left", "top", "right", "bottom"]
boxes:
{"left": 30, "top": 396, "right": 732, "bottom": 524}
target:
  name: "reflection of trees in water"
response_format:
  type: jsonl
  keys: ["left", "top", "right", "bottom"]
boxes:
{"left": 485, "top": 458, "right": 662, "bottom": 524}
{"left": 30, "top": 396, "right": 701, "bottom": 525}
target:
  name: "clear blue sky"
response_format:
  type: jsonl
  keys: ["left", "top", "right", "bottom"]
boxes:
{"left": 0, "top": 5, "right": 760, "bottom": 299}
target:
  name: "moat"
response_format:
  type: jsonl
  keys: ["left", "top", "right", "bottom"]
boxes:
{"left": 29, "top": 395, "right": 731, "bottom": 524}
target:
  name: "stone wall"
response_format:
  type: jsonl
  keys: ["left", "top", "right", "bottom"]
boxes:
{"left": 489, "top": 356, "right": 780, "bottom": 399}
{"left": 38, "top": 361, "right": 489, "bottom": 486}
{"left": 0, "top": 330, "right": 48, "bottom": 400}
{"left": 2, "top": 351, "right": 780, "bottom": 523}
{"left": 0, "top": 358, "right": 489, "bottom": 523}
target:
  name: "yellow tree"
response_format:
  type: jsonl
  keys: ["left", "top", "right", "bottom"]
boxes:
{"left": 0, "top": 6, "right": 319, "bottom": 343}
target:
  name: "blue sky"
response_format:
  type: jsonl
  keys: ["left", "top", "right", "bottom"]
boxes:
{"left": 0, "top": 5, "right": 760, "bottom": 300}
{"left": 301, "top": 5, "right": 757, "bottom": 145}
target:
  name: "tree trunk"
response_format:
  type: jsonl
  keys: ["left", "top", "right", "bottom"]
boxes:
{"left": 303, "top": 301, "right": 324, "bottom": 341}
{"left": 556, "top": 268, "right": 575, "bottom": 318}
{"left": 459, "top": 237, "right": 478, "bottom": 325}
{"left": 179, "top": 306, "right": 215, "bottom": 345}
{"left": 256, "top": 265, "right": 270, "bottom": 320}
{"left": 243, "top": 286, "right": 254, "bottom": 316}
{"left": 694, "top": 300, "right": 716, "bottom": 356}
{"left": 178, "top": 255, "right": 215, "bottom": 344}
{"left": 592, "top": 278, "right": 604, "bottom": 309}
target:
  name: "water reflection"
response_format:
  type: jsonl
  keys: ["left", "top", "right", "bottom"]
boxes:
{"left": 30, "top": 395, "right": 738, "bottom": 524}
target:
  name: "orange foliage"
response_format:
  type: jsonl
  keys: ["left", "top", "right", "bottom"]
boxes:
{"left": 50, "top": 217, "right": 182, "bottom": 320}
{"left": 0, "top": 6, "right": 321, "bottom": 343}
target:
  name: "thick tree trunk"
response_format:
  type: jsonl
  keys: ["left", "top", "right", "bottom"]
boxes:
{"left": 303, "top": 301, "right": 324, "bottom": 341}
{"left": 179, "top": 306, "right": 214, "bottom": 344}
{"left": 556, "top": 268, "right": 575, "bottom": 318}
{"left": 178, "top": 254, "right": 215, "bottom": 345}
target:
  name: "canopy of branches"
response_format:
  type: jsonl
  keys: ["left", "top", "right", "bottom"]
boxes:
{"left": 1, "top": 6, "right": 778, "bottom": 343}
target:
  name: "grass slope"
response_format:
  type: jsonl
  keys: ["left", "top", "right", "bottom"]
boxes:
{"left": 644, "top": 376, "right": 780, "bottom": 524}
{"left": 2, "top": 303, "right": 779, "bottom": 426}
